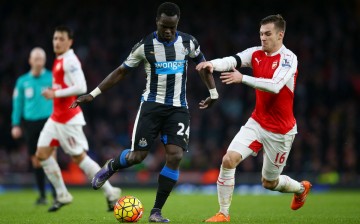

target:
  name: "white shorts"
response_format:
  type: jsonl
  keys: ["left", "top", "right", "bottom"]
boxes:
{"left": 228, "top": 118, "right": 296, "bottom": 181}
{"left": 37, "top": 118, "right": 89, "bottom": 156}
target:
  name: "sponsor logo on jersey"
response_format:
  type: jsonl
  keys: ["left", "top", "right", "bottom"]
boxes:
{"left": 69, "top": 64, "right": 78, "bottom": 73}
{"left": 154, "top": 60, "right": 186, "bottom": 74}
{"left": 138, "top": 138, "right": 148, "bottom": 147}
{"left": 255, "top": 57, "right": 262, "bottom": 65}
{"left": 282, "top": 58, "right": 291, "bottom": 67}
{"left": 272, "top": 61, "right": 278, "bottom": 69}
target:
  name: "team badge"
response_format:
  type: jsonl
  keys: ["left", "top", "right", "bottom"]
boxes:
{"left": 181, "top": 47, "right": 189, "bottom": 55}
{"left": 272, "top": 61, "right": 278, "bottom": 69}
{"left": 138, "top": 138, "right": 148, "bottom": 147}
{"left": 55, "top": 63, "right": 62, "bottom": 71}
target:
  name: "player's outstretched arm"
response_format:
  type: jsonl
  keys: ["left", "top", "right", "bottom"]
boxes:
{"left": 70, "top": 65, "right": 128, "bottom": 108}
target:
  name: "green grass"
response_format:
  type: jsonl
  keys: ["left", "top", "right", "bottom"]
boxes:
{"left": 0, "top": 188, "right": 360, "bottom": 223}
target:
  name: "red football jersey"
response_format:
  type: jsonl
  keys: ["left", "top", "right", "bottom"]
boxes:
{"left": 248, "top": 48, "right": 298, "bottom": 134}
{"left": 51, "top": 50, "right": 84, "bottom": 123}
{"left": 211, "top": 45, "right": 298, "bottom": 134}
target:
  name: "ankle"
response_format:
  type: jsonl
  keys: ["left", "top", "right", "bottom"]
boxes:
{"left": 151, "top": 208, "right": 161, "bottom": 214}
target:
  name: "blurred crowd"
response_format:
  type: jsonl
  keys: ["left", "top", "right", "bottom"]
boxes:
{"left": 0, "top": 0, "right": 359, "bottom": 185}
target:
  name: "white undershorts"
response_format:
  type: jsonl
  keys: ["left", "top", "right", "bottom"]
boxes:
{"left": 228, "top": 118, "right": 296, "bottom": 181}
{"left": 37, "top": 118, "right": 89, "bottom": 156}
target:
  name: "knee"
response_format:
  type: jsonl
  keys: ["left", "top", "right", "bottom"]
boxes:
{"left": 262, "top": 178, "right": 278, "bottom": 190}
{"left": 222, "top": 153, "right": 241, "bottom": 169}
{"left": 35, "top": 147, "right": 49, "bottom": 161}
{"left": 168, "top": 151, "right": 183, "bottom": 164}
{"left": 71, "top": 152, "right": 86, "bottom": 164}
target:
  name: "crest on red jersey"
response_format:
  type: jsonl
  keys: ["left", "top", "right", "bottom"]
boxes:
{"left": 272, "top": 61, "right": 278, "bottom": 69}
{"left": 55, "top": 63, "right": 62, "bottom": 71}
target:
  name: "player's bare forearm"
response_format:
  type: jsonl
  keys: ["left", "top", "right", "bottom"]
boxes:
{"left": 98, "top": 65, "right": 128, "bottom": 92}
{"left": 198, "top": 67, "right": 216, "bottom": 90}
{"left": 70, "top": 65, "right": 128, "bottom": 108}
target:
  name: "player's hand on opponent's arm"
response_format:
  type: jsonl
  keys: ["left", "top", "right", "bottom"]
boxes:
{"left": 220, "top": 67, "right": 243, "bottom": 84}
{"left": 195, "top": 61, "right": 214, "bottom": 73}
{"left": 11, "top": 126, "right": 22, "bottom": 139}
{"left": 199, "top": 97, "right": 218, "bottom": 109}
{"left": 69, "top": 94, "right": 94, "bottom": 108}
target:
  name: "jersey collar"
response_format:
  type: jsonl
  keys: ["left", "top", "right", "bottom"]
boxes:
{"left": 154, "top": 31, "right": 179, "bottom": 46}
{"left": 57, "top": 49, "right": 74, "bottom": 59}
{"left": 265, "top": 45, "right": 285, "bottom": 56}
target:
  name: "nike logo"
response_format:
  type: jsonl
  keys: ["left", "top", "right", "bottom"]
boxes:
{"left": 92, "top": 177, "right": 104, "bottom": 189}
{"left": 149, "top": 51, "right": 155, "bottom": 54}
{"left": 255, "top": 58, "right": 261, "bottom": 65}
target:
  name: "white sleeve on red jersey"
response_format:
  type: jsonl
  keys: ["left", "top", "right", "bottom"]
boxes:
{"left": 55, "top": 56, "right": 87, "bottom": 97}
{"left": 238, "top": 47, "right": 261, "bottom": 68}
{"left": 210, "top": 56, "right": 237, "bottom": 71}
{"left": 210, "top": 47, "right": 259, "bottom": 71}
{"left": 242, "top": 50, "right": 298, "bottom": 94}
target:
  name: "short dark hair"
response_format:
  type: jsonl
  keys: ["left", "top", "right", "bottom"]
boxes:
{"left": 260, "top": 14, "right": 286, "bottom": 32}
{"left": 157, "top": 2, "right": 180, "bottom": 18}
{"left": 54, "top": 25, "right": 74, "bottom": 39}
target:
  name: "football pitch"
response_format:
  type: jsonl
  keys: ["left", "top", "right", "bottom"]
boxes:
{"left": 0, "top": 188, "right": 359, "bottom": 223}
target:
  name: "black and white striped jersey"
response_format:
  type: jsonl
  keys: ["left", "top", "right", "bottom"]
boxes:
{"left": 123, "top": 31, "right": 205, "bottom": 108}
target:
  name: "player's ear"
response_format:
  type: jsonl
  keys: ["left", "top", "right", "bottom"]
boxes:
{"left": 278, "top": 31, "right": 284, "bottom": 40}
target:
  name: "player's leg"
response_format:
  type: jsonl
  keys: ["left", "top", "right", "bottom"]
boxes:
{"left": 36, "top": 119, "right": 73, "bottom": 212}
{"left": 92, "top": 102, "right": 160, "bottom": 190}
{"left": 56, "top": 123, "right": 120, "bottom": 211}
{"left": 205, "top": 118, "right": 262, "bottom": 222}
{"left": 25, "top": 119, "right": 56, "bottom": 204}
{"left": 148, "top": 106, "right": 187, "bottom": 223}
{"left": 149, "top": 144, "right": 183, "bottom": 223}
{"left": 260, "top": 128, "right": 311, "bottom": 210}
{"left": 24, "top": 120, "right": 47, "bottom": 204}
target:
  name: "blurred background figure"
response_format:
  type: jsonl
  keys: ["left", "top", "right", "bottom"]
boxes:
{"left": 11, "top": 47, "right": 56, "bottom": 205}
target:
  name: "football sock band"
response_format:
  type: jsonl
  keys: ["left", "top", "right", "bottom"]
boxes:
{"left": 79, "top": 155, "right": 114, "bottom": 197}
{"left": 217, "top": 166, "right": 236, "bottom": 216}
{"left": 153, "top": 166, "right": 178, "bottom": 210}
{"left": 34, "top": 167, "right": 46, "bottom": 198}
{"left": 112, "top": 149, "right": 131, "bottom": 170}
{"left": 40, "top": 156, "right": 68, "bottom": 197}
{"left": 159, "top": 165, "right": 179, "bottom": 181}
{"left": 273, "top": 175, "right": 302, "bottom": 193}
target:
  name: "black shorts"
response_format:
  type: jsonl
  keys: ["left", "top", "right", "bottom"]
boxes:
{"left": 132, "top": 101, "right": 190, "bottom": 151}
{"left": 23, "top": 119, "right": 47, "bottom": 155}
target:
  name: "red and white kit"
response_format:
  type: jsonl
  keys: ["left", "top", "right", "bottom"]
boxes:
{"left": 211, "top": 45, "right": 298, "bottom": 180}
{"left": 38, "top": 49, "right": 88, "bottom": 155}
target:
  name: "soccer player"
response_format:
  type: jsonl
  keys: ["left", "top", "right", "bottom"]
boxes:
{"left": 70, "top": 2, "right": 218, "bottom": 222}
{"left": 35, "top": 26, "right": 120, "bottom": 212}
{"left": 11, "top": 47, "right": 56, "bottom": 205}
{"left": 196, "top": 14, "right": 312, "bottom": 222}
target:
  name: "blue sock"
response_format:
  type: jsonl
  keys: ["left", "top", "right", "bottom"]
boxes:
{"left": 112, "top": 149, "right": 131, "bottom": 170}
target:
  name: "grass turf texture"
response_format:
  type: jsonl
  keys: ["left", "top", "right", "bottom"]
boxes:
{"left": 0, "top": 188, "right": 359, "bottom": 223}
